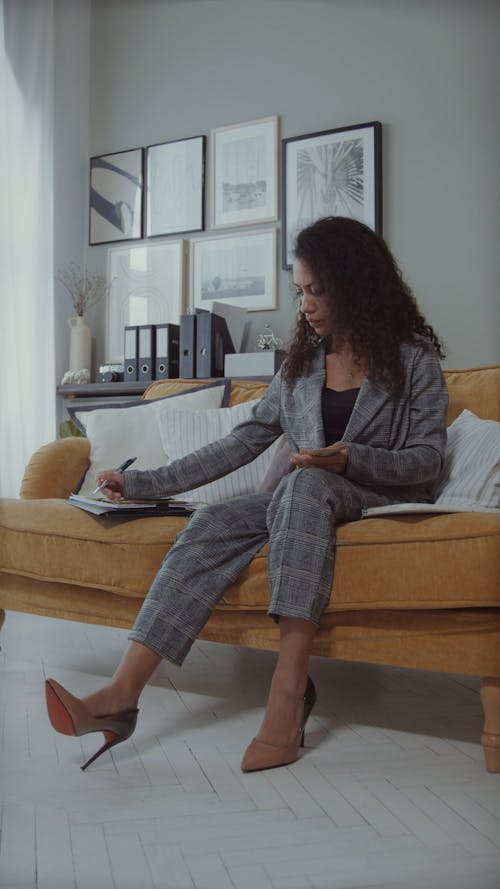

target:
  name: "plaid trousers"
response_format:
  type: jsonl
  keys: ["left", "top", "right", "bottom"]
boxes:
{"left": 129, "top": 467, "right": 400, "bottom": 665}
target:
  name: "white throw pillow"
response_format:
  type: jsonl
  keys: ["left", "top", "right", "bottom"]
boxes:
{"left": 75, "top": 383, "right": 228, "bottom": 496}
{"left": 158, "top": 399, "right": 283, "bottom": 503}
{"left": 435, "top": 409, "right": 500, "bottom": 509}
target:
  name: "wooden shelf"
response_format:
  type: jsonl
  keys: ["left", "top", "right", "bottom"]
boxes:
{"left": 56, "top": 382, "right": 149, "bottom": 399}
{"left": 56, "top": 376, "right": 273, "bottom": 401}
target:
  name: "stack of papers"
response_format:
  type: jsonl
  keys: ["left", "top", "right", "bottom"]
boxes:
{"left": 67, "top": 493, "right": 199, "bottom": 517}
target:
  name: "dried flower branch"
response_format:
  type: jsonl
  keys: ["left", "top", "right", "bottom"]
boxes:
{"left": 56, "top": 263, "right": 108, "bottom": 316}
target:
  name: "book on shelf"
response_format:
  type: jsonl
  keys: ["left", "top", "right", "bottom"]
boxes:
{"left": 66, "top": 493, "right": 201, "bottom": 518}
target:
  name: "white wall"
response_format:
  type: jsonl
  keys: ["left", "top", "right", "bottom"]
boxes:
{"left": 81, "top": 0, "right": 499, "bottom": 371}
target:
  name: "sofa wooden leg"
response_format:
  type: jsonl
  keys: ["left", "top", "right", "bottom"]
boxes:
{"left": 480, "top": 676, "right": 500, "bottom": 772}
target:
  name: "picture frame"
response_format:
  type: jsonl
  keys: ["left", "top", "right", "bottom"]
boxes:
{"left": 282, "top": 121, "right": 382, "bottom": 268}
{"left": 211, "top": 115, "right": 279, "bottom": 228}
{"left": 89, "top": 148, "right": 144, "bottom": 245}
{"left": 191, "top": 229, "right": 277, "bottom": 312}
{"left": 145, "top": 135, "right": 205, "bottom": 237}
{"left": 106, "top": 239, "right": 187, "bottom": 362}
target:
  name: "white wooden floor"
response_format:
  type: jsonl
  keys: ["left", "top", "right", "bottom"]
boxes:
{"left": 0, "top": 611, "right": 499, "bottom": 889}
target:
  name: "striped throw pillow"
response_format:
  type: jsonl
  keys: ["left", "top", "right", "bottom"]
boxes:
{"left": 158, "top": 399, "right": 283, "bottom": 503}
{"left": 435, "top": 409, "right": 500, "bottom": 509}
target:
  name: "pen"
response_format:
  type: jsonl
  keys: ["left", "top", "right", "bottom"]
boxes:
{"left": 91, "top": 457, "right": 137, "bottom": 496}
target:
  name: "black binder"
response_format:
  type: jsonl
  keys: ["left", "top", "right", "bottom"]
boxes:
{"left": 138, "top": 325, "right": 155, "bottom": 382}
{"left": 124, "top": 326, "right": 138, "bottom": 381}
{"left": 155, "top": 323, "right": 180, "bottom": 379}
{"left": 179, "top": 314, "right": 197, "bottom": 378}
{"left": 196, "top": 312, "right": 235, "bottom": 378}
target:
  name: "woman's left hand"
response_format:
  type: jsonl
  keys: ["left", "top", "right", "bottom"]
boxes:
{"left": 290, "top": 444, "right": 349, "bottom": 475}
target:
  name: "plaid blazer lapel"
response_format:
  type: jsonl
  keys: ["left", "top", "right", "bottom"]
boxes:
{"left": 342, "top": 376, "right": 390, "bottom": 443}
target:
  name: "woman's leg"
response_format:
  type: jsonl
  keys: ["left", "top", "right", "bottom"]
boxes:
{"left": 253, "top": 467, "right": 398, "bottom": 748}
{"left": 83, "top": 493, "right": 272, "bottom": 716}
{"left": 256, "top": 617, "right": 316, "bottom": 746}
{"left": 82, "top": 641, "right": 162, "bottom": 716}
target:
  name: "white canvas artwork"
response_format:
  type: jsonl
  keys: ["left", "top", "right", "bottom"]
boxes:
{"left": 146, "top": 136, "right": 204, "bottom": 237}
{"left": 106, "top": 240, "right": 186, "bottom": 362}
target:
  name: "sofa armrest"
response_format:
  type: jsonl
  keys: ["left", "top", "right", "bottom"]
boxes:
{"left": 20, "top": 437, "right": 90, "bottom": 500}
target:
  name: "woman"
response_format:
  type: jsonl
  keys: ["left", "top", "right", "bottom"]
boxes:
{"left": 45, "top": 217, "right": 448, "bottom": 773}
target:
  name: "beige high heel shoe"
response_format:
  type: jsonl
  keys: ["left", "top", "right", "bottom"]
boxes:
{"left": 45, "top": 678, "right": 139, "bottom": 771}
{"left": 241, "top": 675, "right": 317, "bottom": 772}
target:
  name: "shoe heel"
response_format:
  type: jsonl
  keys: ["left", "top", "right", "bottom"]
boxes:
{"left": 81, "top": 731, "right": 122, "bottom": 771}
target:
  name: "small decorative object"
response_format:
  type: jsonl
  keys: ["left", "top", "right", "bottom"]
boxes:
{"left": 57, "top": 263, "right": 109, "bottom": 377}
{"left": 256, "top": 323, "right": 282, "bottom": 351}
{"left": 68, "top": 316, "right": 91, "bottom": 373}
{"left": 98, "top": 364, "right": 124, "bottom": 383}
{"left": 60, "top": 369, "right": 90, "bottom": 385}
{"left": 57, "top": 262, "right": 108, "bottom": 317}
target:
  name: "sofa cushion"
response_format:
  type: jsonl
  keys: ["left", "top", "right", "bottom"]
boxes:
{"left": 444, "top": 365, "right": 500, "bottom": 423}
{"left": 74, "top": 381, "right": 229, "bottom": 496}
{"left": 69, "top": 379, "right": 231, "bottom": 433}
{"left": 435, "top": 409, "right": 500, "bottom": 509}
{"left": 2, "top": 499, "right": 498, "bottom": 612}
{"left": 158, "top": 399, "right": 283, "bottom": 503}
{"left": 143, "top": 377, "right": 271, "bottom": 406}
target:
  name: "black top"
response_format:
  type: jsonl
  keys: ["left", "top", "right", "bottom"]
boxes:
{"left": 322, "top": 387, "right": 360, "bottom": 445}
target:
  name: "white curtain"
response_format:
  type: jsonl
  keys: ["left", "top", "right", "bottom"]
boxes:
{"left": 0, "top": 0, "right": 55, "bottom": 497}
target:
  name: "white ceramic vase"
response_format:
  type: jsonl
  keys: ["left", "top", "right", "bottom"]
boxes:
{"left": 68, "top": 315, "right": 91, "bottom": 372}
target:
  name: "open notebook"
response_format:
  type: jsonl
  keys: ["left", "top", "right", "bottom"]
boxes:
{"left": 362, "top": 502, "right": 499, "bottom": 518}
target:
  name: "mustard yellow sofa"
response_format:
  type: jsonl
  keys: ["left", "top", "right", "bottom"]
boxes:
{"left": 1, "top": 368, "right": 499, "bottom": 771}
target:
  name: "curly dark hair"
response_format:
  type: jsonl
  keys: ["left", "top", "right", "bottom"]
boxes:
{"left": 283, "top": 217, "right": 445, "bottom": 394}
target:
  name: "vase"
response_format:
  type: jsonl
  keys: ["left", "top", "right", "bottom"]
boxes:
{"left": 68, "top": 315, "right": 91, "bottom": 373}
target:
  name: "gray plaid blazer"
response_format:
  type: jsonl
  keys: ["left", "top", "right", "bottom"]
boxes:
{"left": 124, "top": 337, "right": 448, "bottom": 503}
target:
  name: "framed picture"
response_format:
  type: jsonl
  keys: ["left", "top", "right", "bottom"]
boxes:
{"left": 145, "top": 135, "right": 205, "bottom": 237}
{"left": 191, "top": 229, "right": 277, "bottom": 312}
{"left": 106, "top": 240, "right": 187, "bottom": 362}
{"left": 89, "top": 148, "right": 144, "bottom": 245}
{"left": 211, "top": 115, "right": 279, "bottom": 228}
{"left": 282, "top": 121, "right": 382, "bottom": 268}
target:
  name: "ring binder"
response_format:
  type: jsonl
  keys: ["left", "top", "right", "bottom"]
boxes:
{"left": 155, "top": 323, "right": 180, "bottom": 379}
{"left": 179, "top": 314, "right": 197, "bottom": 378}
{"left": 196, "top": 312, "right": 234, "bottom": 378}
{"left": 138, "top": 324, "right": 156, "bottom": 382}
{"left": 124, "top": 326, "right": 138, "bottom": 381}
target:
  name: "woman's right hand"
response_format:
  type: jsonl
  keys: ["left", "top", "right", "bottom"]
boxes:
{"left": 95, "top": 470, "right": 125, "bottom": 500}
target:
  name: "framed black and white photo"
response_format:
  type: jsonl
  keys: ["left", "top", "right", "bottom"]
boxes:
{"left": 106, "top": 240, "right": 187, "bottom": 362}
{"left": 89, "top": 148, "right": 144, "bottom": 245}
{"left": 211, "top": 116, "right": 279, "bottom": 228}
{"left": 145, "top": 135, "right": 205, "bottom": 237}
{"left": 282, "top": 121, "right": 382, "bottom": 268}
{"left": 191, "top": 229, "right": 277, "bottom": 312}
